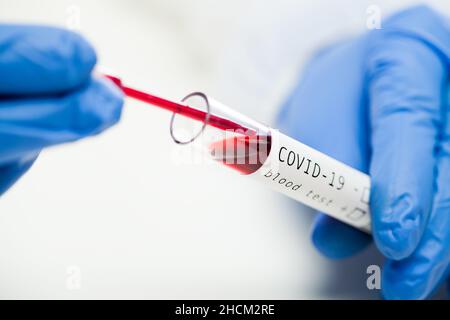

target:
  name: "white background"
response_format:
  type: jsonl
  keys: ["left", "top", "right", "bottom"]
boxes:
{"left": 0, "top": 0, "right": 448, "bottom": 299}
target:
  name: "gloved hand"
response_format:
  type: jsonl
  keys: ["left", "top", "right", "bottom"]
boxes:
{"left": 0, "top": 24, "right": 123, "bottom": 195}
{"left": 277, "top": 5, "right": 450, "bottom": 299}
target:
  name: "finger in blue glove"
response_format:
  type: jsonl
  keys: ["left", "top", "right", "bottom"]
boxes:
{"left": 0, "top": 25, "right": 124, "bottom": 195}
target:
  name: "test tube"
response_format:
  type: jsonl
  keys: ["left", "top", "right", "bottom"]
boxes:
{"left": 173, "top": 92, "right": 372, "bottom": 233}
{"left": 107, "top": 76, "right": 372, "bottom": 233}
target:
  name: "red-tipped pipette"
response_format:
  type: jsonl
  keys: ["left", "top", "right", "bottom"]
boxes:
{"left": 104, "top": 75, "right": 253, "bottom": 134}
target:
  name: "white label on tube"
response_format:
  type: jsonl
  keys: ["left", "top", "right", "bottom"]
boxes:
{"left": 250, "top": 131, "right": 371, "bottom": 233}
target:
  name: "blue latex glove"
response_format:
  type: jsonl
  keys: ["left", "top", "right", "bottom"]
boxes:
{"left": 0, "top": 24, "right": 123, "bottom": 195}
{"left": 277, "top": 5, "right": 450, "bottom": 299}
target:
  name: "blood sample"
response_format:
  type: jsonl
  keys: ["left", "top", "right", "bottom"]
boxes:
{"left": 106, "top": 74, "right": 372, "bottom": 233}
{"left": 209, "top": 135, "right": 272, "bottom": 175}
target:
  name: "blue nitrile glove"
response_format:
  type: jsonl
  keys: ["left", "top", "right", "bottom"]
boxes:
{"left": 277, "top": 5, "right": 450, "bottom": 299}
{"left": 0, "top": 24, "right": 123, "bottom": 195}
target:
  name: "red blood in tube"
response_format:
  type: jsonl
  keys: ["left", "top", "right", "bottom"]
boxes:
{"left": 209, "top": 135, "right": 272, "bottom": 175}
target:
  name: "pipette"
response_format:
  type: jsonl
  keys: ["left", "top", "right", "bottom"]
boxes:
{"left": 105, "top": 75, "right": 255, "bottom": 135}
{"left": 106, "top": 75, "right": 372, "bottom": 233}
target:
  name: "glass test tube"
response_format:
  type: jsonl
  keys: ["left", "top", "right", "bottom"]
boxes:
{"left": 173, "top": 92, "right": 372, "bottom": 233}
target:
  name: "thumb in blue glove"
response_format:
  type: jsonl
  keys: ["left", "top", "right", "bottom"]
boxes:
{"left": 0, "top": 24, "right": 124, "bottom": 195}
